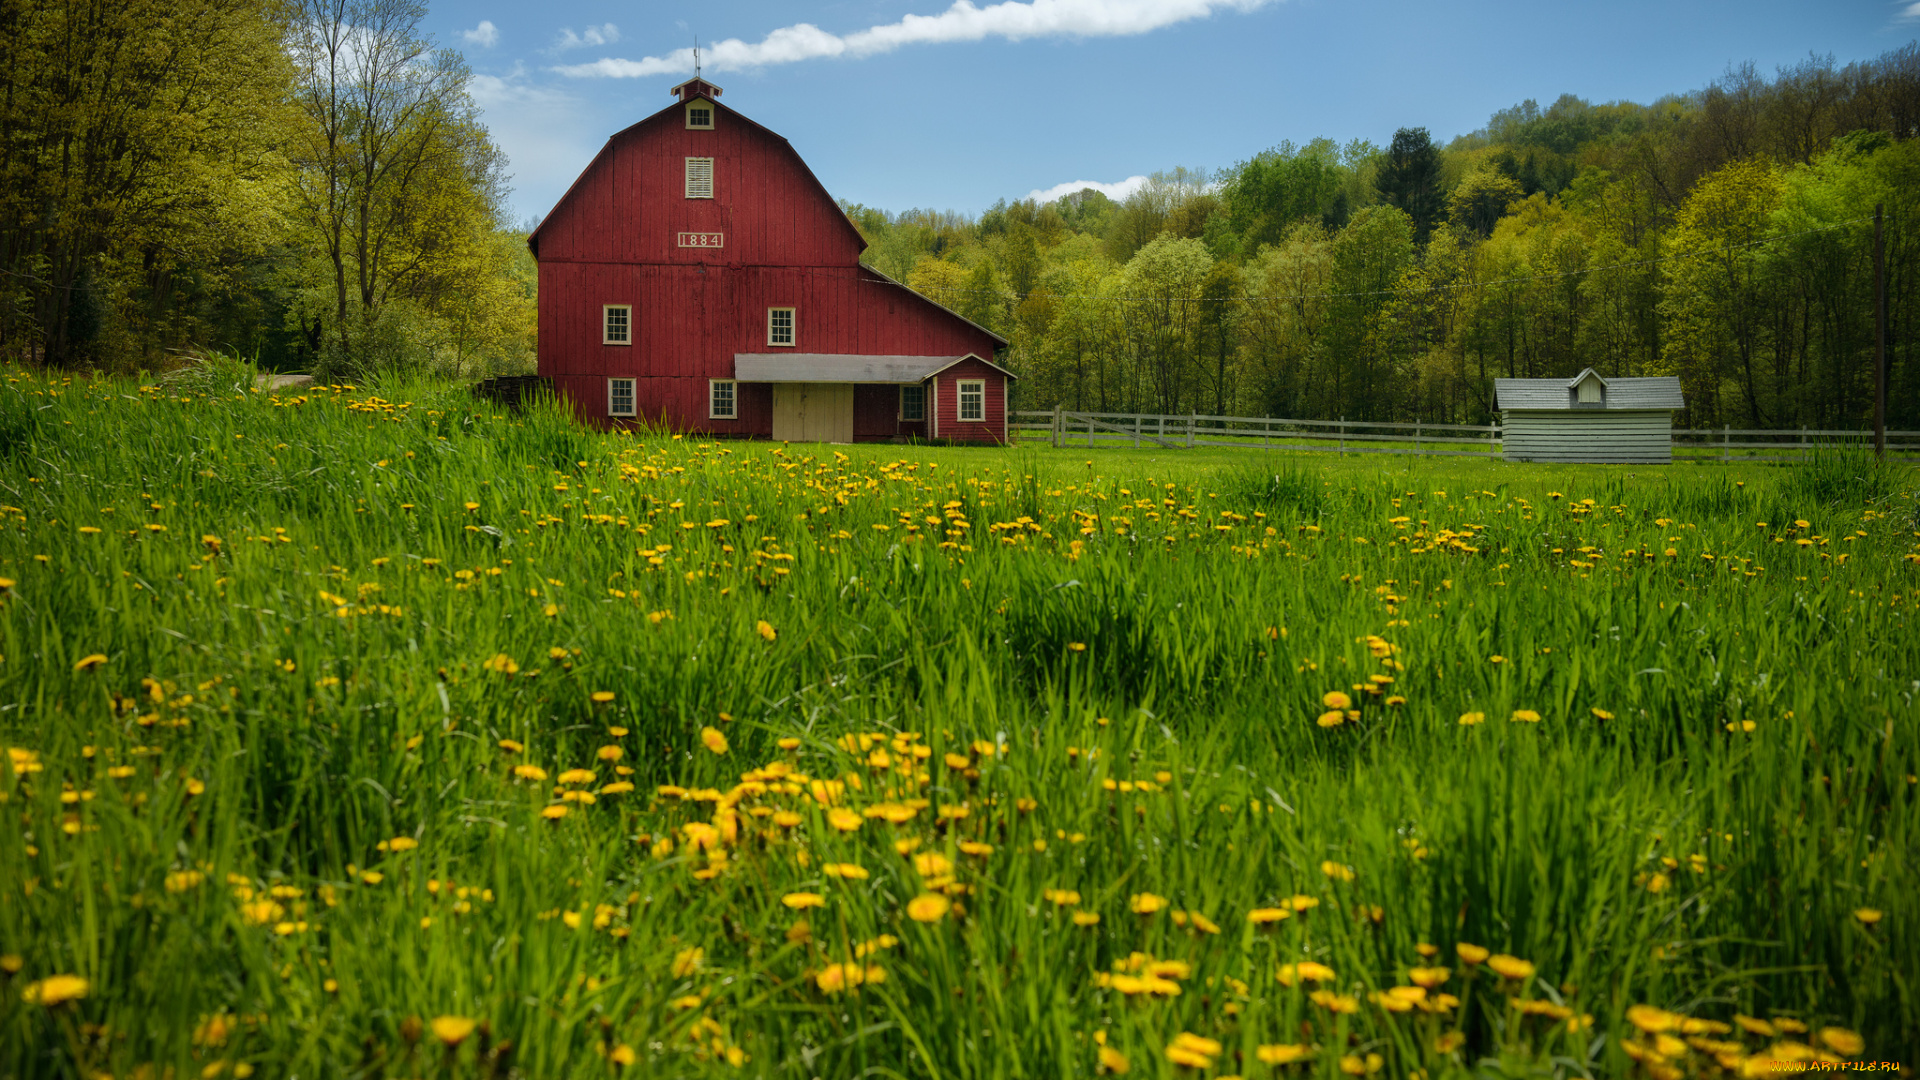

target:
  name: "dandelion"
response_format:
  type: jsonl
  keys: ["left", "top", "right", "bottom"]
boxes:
{"left": 1853, "top": 908, "right": 1882, "bottom": 926}
{"left": 540, "top": 805, "right": 569, "bottom": 820}
{"left": 755, "top": 620, "right": 777, "bottom": 642}
{"left": 1043, "top": 889, "right": 1081, "bottom": 906}
{"left": 1310, "top": 989, "right": 1359, "bottom": 1013}
{"left": 1458, "top": 711, "right": 1485, "bottom": 726}
{"left": 700, "top": 727, "right": 728, "bottom": 755}
{"left": 21, "top": 975, "right": 89, "bottom": 1006}
{"left": 1590, "top": 707, "right": 1614, "bottom": 721}
{"left": 828, "top": 807, "right": 862, "bottom": 832}
{"left": 822, "top": 863, "right": 869, "bottom": 879}
{"left": 1071, "top": 911, "right": 1101, "bottom": 926}
{"left": 1316, "top": 710, "right": 1347, "bottom": 728}
{"left": 1098, "top": 1044, "right": 1131, "bottom": 1074}
{"left": 1165, "top": 1032, "right": 1220, "bottom": 1068}
{"left": 1487, "top": 954, "right": 1535, "bottom": 980}
{"left": 430, "top": 1016, "right": 478, "bottom": 1047}
{"left": 1817, "top": 1027, "right": 1864, "bottom": 1056}
{"left": 782, "top": 892, "right": 826, "bottom": 910}
{"left": 1247, "top": 907, "right": 1291, "bottom": 925}
{"left": 907, "top": 893, "right": 951, "bottom": 922}
{"left": 590, "top": 691, "right": 615, "bottom": 703}
{"left": 1408, "top": 966, "right": 1450, "bottom": 988}
{"left": 1128, "top": 892, "right": 1167, "bottom": 915}
{"left": 1319, "top": 860, "right": 1355, "bottom": 882}
{"left": 72, "top": 654, "right": 108, "bottom": 672}
{"left": 1276, "top": 962, "right": 1336, "bottom": 986}
{"left": 1456, "top": 942, "right": 1489, "bottom": 965}
{"left": 1322, "top": 690, "right": 1351, "bottom": 710}
{"left": 1510, "top": 709, "right": 1541, "bottom": 723}
{"left": 379, "top": 837, "right": 418, "bottom": 853}
{"left": 1257, "top": 1044, "right": 1310, "bottom": 1065}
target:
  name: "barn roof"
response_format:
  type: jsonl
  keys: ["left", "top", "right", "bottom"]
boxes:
{"left": 1495, "top": 369, "right": 1683, "bottom": 411}
{"left": 858, "top": 262, "right": 1011, "bottom": 348}
{"left": 734, "top": 353, "right": 1016, "bottom": 383}
{"left": 527, "top": 91, "right": 866, "bottom": 256}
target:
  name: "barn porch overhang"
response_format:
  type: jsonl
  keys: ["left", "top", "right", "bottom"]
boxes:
{"left": 733, "top": 353, "right": 1016, "bottom": 384}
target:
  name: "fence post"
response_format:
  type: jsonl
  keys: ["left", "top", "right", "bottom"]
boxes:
{"left": 1052, "top": 404, "right": 1061, "bottom": 448}
{"left": 1088, "top": 412, "right": 1095, "bottom": 449}
{"left": 1133, "top": 413, "right": 1141, "bottom": 448}
{"left": 1414, "top": 421, "right": 1422, "bottom": 457}
{"left": 1188, "top": 412, "right": 1196, "bottom": 449}
{"left": 1722, "top": 423, "right": 1730, "bottom": 464}
{"left": 1264, "top": 417, "right": 1270, "bottom": 449}
{"left": 1800, "top": 424, "right": 1806, "bottom": 460}
{"left": 1338, "top": 416, "right": 1345, "bottom": 456}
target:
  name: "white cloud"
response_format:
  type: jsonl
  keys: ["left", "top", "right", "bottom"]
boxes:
{"left": 555, "top": 0, "right": 1274, "bottom": 78}
{"left": 552, "top": 23, "right": 620, "bottom": 52}
{"left": 460, "top": 20, "right": 499, "bottom": 48}
{"left": 1027, "top": 175, "right": 1149, "bottom": 204}
{"left": 1902, "top": 1, "right": 1920, "bottom": 19}
{"left": 467, "top": 70, "right": 604, "bottom": 219}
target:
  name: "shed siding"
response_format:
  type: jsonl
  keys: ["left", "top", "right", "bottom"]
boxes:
{"left": 929, "top": 356, "right": 1008, "bottom": 444}
{"left": 1502, "top": 410, "right": 1674, "bottom": 463}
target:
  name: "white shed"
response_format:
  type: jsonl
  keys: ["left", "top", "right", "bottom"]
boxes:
{"left": 1494, "top": 369, "right": 1685, "bottom": 464}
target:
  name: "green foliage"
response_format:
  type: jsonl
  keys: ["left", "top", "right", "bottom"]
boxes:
{"left": 2, "top": 372, "right": 1915, "bottom": 1075}
{"left": 1374, "top": 128, "right": 1446, "bottom": 244}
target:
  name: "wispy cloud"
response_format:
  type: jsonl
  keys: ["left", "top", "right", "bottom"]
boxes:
{"left": 555, "top": 0, "right": 1274, "bottom": 78}
{"left": 1027, "top": 176, "right": 1149, "bottom": 204}
{"left": 552, "top": 23, "right": 620, "bottom": 53}
{"left": 1901, "top": 1, "right": 1920, "bottom": 19}
{"left": 460, "top": 20, "right": 498, "bottom": 48}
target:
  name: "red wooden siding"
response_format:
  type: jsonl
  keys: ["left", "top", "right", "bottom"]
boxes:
{"left": 532, "top": 90, "right": 1009, "bottom": 442}
{"left": 928, "top": 357, "right": 1008, "bottom": 444}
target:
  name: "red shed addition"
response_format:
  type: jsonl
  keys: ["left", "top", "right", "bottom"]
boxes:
{"left": 529, "top": 79, "right": 1013, "bottom": 443}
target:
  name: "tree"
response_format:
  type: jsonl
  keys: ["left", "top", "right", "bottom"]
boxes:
{"left": 1447, "top": 167, "right": 1525, "bottom": 237}
{"left": 288, "top": 0, "right": 505, "bottom": 374}
{"left": 0, "top": 0, "right": 291, "bottom": 366}
{"left": 1375, "top": 128, "right": 1446, "bottom": 244}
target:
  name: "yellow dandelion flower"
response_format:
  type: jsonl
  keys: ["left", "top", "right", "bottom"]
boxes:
{"left": 1043, "top": 889, "right": 1081, "bottom": 906}
{"left": 1509, "top": 709, "right": 1541, "bottom": 723}
{"left": 1248, "top": 907, "right": 1291, "bottom": 925}
{"left": 591, "top": 691, "right": 615, "bottom": 703}
{"left": 1098, "top": 1044, "right": 1131, "bottom": 1073}
{"left": 827, "top": 807, "right": 862, "bottom": 832}
{"left": 1322, "top": 690, "right": 1351, "bottom": 710}
{"left": 907, "top": 893, "right": 952, "bottom": 922}
{"left": 822, "top": 863, "right": 869, "bottom": 879}
{"left": 1316, "top": 710, "right": 1347, "bottom": 728}
{"left": 1257, "top": 1044, "right": 1310, "bottom": 1065}
{"left": 782, "top": 892, "right": 826, "bottom": 910}
{"left": 1456, "top": 942, "right": 1489, "bottom": 965}
{"left": 1853, "top": 908, "right": 1882, "bottom": 926}
{"left": 21, "top": 975, "right": 89, "bottom": 1006}
{"left": 1129, "top": 892, "right": 1167, "bottom": 915}
{"left": 1817, "top": 1027, "right": 1863, "bottom": 1056}
{"left": 700, "top": 727, "right": 729, "bottom": 755}
{"left": 1071, "top": 910, "right": 1101, "bottom": 926}
{"left": 1486, "top": 954, "right": 1535, "bottom": 980}
{"left": 1408, "top": 966, "right": 1450, "bottom": 988}
{"left": 1310, "top": 989, "right": 1359, "bottom": 1013}
{"left": 755, "top": 620, "right": 777, "bottom": 642}
{"left": 72, "top": 654, "right": 108, "bottom": 672}
{"left": 540, "top": 805, "right": 569, "bottom": 820}
{"left": 430, "top": 1016, "right": 477, "bottom": 1046}
{"left": 671, "top": 947, "right": 703, "bottom": 976}
{"left": 1458, "top": 711, "right": 1486, "bottom": 726}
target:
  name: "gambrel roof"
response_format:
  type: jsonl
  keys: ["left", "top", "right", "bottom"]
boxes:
{"left": 1495, "top": 368, "right": 1684, "bottom": 411}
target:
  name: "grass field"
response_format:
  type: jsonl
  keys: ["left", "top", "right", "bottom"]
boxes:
{"left": 1, "top": 363, "right": 1916, "bottom": 1079}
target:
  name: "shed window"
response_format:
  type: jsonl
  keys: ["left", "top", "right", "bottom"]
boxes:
{"left": 766, "top": 307, "right": 795, "bottom": 347}
{"left": 957, "top": 379, "right": 985, "bottom": 422}
{"left": 603, "top": 305, "right": 631, "bottom": 345}
{"left": 608, "top": 377, "right": 635, "bottom": 417}
{"left": 899, "top": 383, "right": 925, "bottom": 421}
{"left": 1576, "top": 377, "right": 1603, "bottom": 404}
{"left": 685, "top": 157, "right": 714, "bottom": 199}
{"left": 686, "top": 104, "right": 713, "bottom": 129}
{"left": 709, "top": 379, "right": 736, "bottom": 419}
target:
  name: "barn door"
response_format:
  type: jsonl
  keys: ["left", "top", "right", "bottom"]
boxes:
{"left": 772, "top": 384, "right": 854, "bottom": 443}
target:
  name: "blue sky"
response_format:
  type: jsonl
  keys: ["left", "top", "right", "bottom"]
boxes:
{"left": 435, "top": 0, "right": 1920, "bottom": 225}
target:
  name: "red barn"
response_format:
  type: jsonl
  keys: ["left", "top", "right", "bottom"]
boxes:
{"left": 528, "top": 78, "right": 1013, "bottom": 443}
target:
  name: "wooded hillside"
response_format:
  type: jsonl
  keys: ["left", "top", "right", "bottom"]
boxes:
{"left": 848, "top": 48, "right": 1920, "bottom": 430}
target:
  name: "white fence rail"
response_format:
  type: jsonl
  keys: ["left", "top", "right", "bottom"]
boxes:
{"left": 1009, "top": 409, "right": 1920, "bottom": 462}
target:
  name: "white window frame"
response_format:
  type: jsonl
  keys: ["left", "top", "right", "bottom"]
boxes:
{"left": 899, "top": 383, "right": 925, "bottom": 421}
{"left": 709, "top": 379, "right": 737, "bottom": 420}
{"left": 602, "top": 304, "right": 631, "bottom": 345}
{"left": 766, "top": 307, "right": 795, "bottom": 347}
{"left": 608, "top": 377, "right": 636, "bottom": 417}
{"left": 685, "top": 157, "right": 714, "bottom": 199}
{"left": 957, "top": 379, "right": 985, "bottom": 422}
{"left": 685, "top": 102, "right": 714, "bottom": 130}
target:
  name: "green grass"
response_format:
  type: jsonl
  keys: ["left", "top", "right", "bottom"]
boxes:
{"left": 1, "top": 365, "right": 1916, "bottom": 1078}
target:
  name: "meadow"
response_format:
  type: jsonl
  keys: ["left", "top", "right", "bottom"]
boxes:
{"left": 0, "top": 362, "right": 1915, "bottom": 1079}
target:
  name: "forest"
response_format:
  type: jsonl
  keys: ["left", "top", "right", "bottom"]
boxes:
{"left": 1, "top": 0, "right": 1914, "bottom": 428}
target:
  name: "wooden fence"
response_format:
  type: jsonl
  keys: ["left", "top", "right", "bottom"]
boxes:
{"left": 1011, "top": 408, "right": 1920, "bottom": 462}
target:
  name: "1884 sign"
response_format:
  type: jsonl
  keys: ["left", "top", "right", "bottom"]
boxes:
{"left": 677, "top": 232, "right": 724, "bottom": 248}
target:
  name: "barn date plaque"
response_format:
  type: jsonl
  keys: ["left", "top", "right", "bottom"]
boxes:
{"left": 677, "top": 232, "right": 724, "bottom": 248}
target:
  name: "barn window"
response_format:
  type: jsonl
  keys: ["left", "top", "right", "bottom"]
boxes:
{"left": 608, "top": 378, "right": 636, "bottom": 417}
{"left": 709, "top": 379, "right": 736, "bottom": 419}
{"left": 899, "top": 383, "right": 925, "bottom": 421}
{"left": 603, "top": 305, "right": 631, "bottom": 345}
{"left": 685, "top": 157, "right": 714, "bottom": 199}
{"left": 957, "top": 379, "right": 985, "bottom": 422}
{"left": 686, "top": 104, "right": 713, "bottom": 129}
{"left": 766, "top": 307, "right": 795, "bottom": 347}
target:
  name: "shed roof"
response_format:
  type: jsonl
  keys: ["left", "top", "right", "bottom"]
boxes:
{"left": 734, "top": 353, "right": 1016, "bottom": 384}
{"left": 1495, "top": 369, "right": 1683, "bottom": 411}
